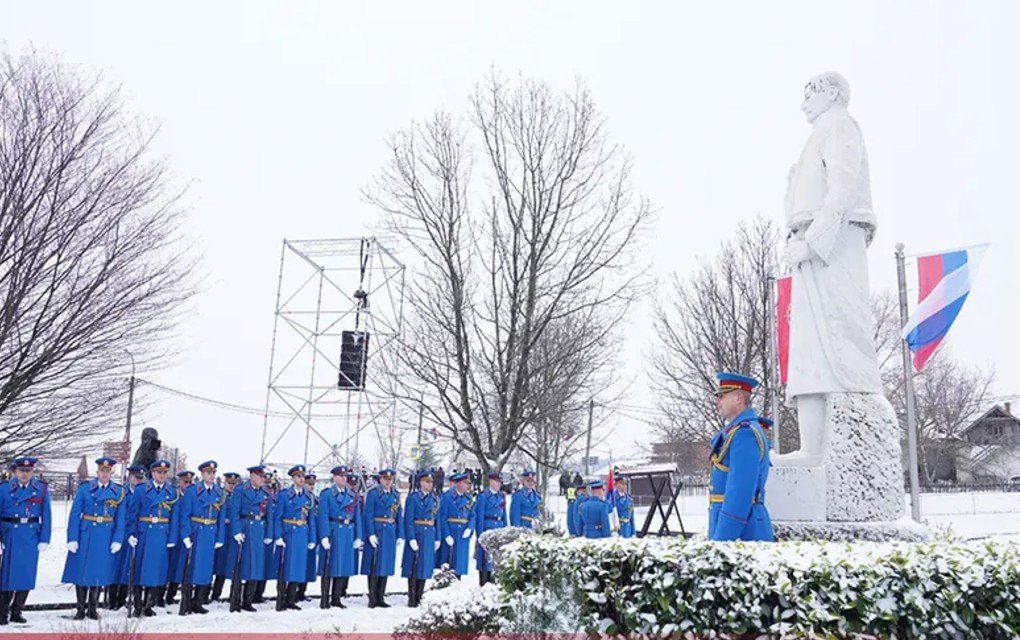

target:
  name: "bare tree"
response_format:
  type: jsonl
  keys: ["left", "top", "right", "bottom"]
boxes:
{"left": 0, "top": 50, "right": 196, "bottom": 460}
{"left": 365, "top": 73, "right": 651, "bottom": 473}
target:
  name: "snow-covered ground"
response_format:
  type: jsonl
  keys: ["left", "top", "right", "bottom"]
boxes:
{"left": 5, "top": 491, "right": 1019, "bottom": 634}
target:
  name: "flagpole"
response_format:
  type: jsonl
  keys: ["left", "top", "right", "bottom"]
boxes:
{"left": 895, "top": 243, "right": 922, "bottom": 523}
{"left": 766, "top": 275, "right": 781, "bottom": 453}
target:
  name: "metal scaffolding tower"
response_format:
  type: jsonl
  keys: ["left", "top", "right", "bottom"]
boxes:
{"left": 259, "top": 237, "right": 405, "bottom": 474}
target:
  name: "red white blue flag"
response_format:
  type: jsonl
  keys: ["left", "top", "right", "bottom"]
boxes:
{"left": 901, "top": 244, "right": 988, "bottom": 372}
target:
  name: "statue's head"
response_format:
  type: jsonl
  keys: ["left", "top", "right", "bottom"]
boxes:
{"left": 141, "top": 427, "right": 158, "bottom": 444}
{"left": 801, "top": 72, "right": 850, "bottom": 124}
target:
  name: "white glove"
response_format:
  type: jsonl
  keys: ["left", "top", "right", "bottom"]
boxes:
{"left": 234, "top": 532, "right": 245, "bottom": 544}
{"left": 215, "top": 541, "right": 224, "bottom": 549}
{"left": 434, "top": 540, "right": 441, "bottom": 551}
{"left": 263, "top": 538, "right": 272, "bottom": 545}
{"left": 37, "top": 542, "right": 48, "bottom": 552}
{"left": 275, "top": 538, "right": 285, "bottom": 547}
{"left": 409, "top": 539, "right": 419, "bottom": 552}
{"left": 67, "top": 541, "right": 79, "bottom": 554}
{"left": 307, "top": 542, "right": 316, "bottom": 550}
{"left": 445, "top": 536, "right": 454, "bottom": 546}
{"left": 462, "top": 528, "right": 472, "bottom": 539}
{"left": 354, "top": 539, "right": 364, "bottom": 550}
{"left": 369, "top": 534, "right": 379, "bottom": 548}
{"left": 167, "top": 543, "right": 175, "bottom": 548}
{"left": 183, "top": 537, "right": 193, "bottom": 549}
{"left": 128, "top": 536, "right": 138, "bottom": 548}
{"left": 783, "top": 238, "right": 813, "bottom": 268}
{"left": 321, "top": 537, "right": 331, "bottom": 550}
{"left": 110, "top": 542, "right": 122, "bottom": 554}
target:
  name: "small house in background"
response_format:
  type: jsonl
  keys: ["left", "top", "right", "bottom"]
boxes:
{"left": 960, "top": 404, "right": 1020, "bottom": 446}
{"left": 958, "top": 403, "right": 1020, "bottom": 482}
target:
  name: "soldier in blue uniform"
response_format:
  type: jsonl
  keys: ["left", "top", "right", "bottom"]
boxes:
{"left": 62, "top": 457, "right": 127, "bottom": 620}
{"left": 109, "top": 464, "right": 146, "bottom": 611}
{"left": 209, "top": 471, "right": 241, "bottom": 604}
{"left": 342, "top": 470, "right": 363, "bottom": 598}
{"left": 569, "top": 480, "right": 589, "bottom": 536}
{"left": 509, "top": 470, "right": 542, "bottom": 529}
{"left": 176, "top": 460, "right": 227, "bottom": 615}
{"left": 472, "top": 471, "right": 506, "bottom": 586}
{"left": 317, "top": 465, "right": 363, "bottom": 609}
{"left": 708, "top": 372, "right": 773, "bottom": 542}
{"left": 578, "top": 480, "right": 611, "bottom": 538}
{"left": 437, "top": 471, "right": 474, "bottom": 578}
{"left": 295, "top": 471, "right": 319, "bottom": 603}
{"left": 402, "top": 470, "right": 439, "bottom": 607}
{"left": 252, "top": 470, "right": 278, "bottom": 605}
{"left": 613, "top": 476, "right": 635, "bottom": 538}
{"left": 165, "top": 469, "right": 194, "bottom": 606}
{"left": 273, "top": 464, "right": 317, "bottom": 611}
{"left": 361, "top": 467, "right": 401, "bottom": 609}
{"left": 127, "top": 459, "right": 179, "bottom": 617}
{"left": 227, "top": 464, "right": 273, "bottom": 612}
{"left": 0, "top": 456, "right": 52, "bottom": 626}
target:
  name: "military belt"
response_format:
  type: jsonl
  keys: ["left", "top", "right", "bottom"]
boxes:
{"left": 412, "top": 519, "right": 434, "bottom": 526}
{"left": 241, "top": 514, "right": 264, "bottom": 521}
{"left": 82, "top": 515, "right": 114, "bottom": 523}
{"left": 190, "top": 516, "right": 217, "bottom": 525}
{"left": 282, "top": 518, "right": 307, "bottom": 526}
{"left": 2, "top": 516, "right": 40, "bottom": 524}
{"left": 447, "top": 518, "right": 469, "bottom": 524}
{"left": 329, "top": 517, "right": 353, "bottom": 524}
{"left": 138, "top": 516, "right": 170, "bottom": 524}
{"left": 373, "top": 517, "right": 395, "bottom": 523}
{"left": 619, "top": 518, "right": 630, "bottom": 523}
{"left": 520, "top": 515, "right": 535, "bottom": 522}
{"left": 708, "top": 494, "right": 760, "bottom": 504}
{"left": 484, "top": 516, "right": 503, "bottom": 521}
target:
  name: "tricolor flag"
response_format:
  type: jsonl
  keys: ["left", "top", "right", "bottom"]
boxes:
{"left": 901, "top": 244, "right": 989, "bottom": 372}
{"left": 775, "top": 276, "right": 793, "bottom": 384}
{"left": 606, "top": 467, "right": 620, "bottom": 532}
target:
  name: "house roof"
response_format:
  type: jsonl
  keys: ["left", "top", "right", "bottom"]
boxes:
{"left": 961, "top": 405, "right": 1020, "bottom": 436}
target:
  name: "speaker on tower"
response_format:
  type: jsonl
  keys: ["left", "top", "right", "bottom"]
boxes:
{"left": 338, "top": 330, "right": 369, "bottom": 390}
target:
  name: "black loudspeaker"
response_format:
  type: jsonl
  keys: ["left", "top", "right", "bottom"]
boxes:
{"left": 338, "top": 330, "right": 369, "bottom": 389}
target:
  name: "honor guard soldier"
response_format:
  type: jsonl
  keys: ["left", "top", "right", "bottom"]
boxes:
{"left": 578, "top": 481, "right": 612, "bottom": 539}
{"left": 318, "top": 465, "right": 363, "bottom": 609}
{"left": 708, "top": 372, "right": 773, "bottom": 542}
{"left": 437, "top": 471, "right": 474, "bottom": 579}
{"left": 128, "top": 460, "right": 179, "bottom": 617}
{"left": 509, "top": 470, "right": 542, "bottom": 529}
{"left": 402, "top": 470, "right": 439, "bottom": 607}
{"left": 226, "top": 464, "right": 273, "bottom": 612}
{"left": 177, "top": 460, "right": 227, "bottom": 615}
{"left": 569, "top": 480, "right": 590, "bottom": 536}
{"left": 343, "top": 469, "right": 364, "bottom": 599}
{"left": 473, "top": 471, "right": 506, "bottom": 586}
{"left": 613, "top": 476, "right": 635, "bottom": 538}
{"left": 109, "top": 465, "right": 146, "bottom": 611}
{"left": 165, "top": 469, "right": 195, "bottom": 606}
{"left": 253, "top": 470, "right": 278, "bottom": 605}
{"left": 273, "top": 465, "right": 317, "bottom": 611}
{"left": 62, "top": 457, "right": 127, "bottom": 620}
{"left": 296, "top": 472, "right": 319, "bottom": 603}
{"left": 209, "top": 471, "right": 241, "bottom": 603}
{"left": 361, "top": 467, "right": 401, "bottom": 609}
{"left": 0, "top": 456, "right": 52, "bottom": 626}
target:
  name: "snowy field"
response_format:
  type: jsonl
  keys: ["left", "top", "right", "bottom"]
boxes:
{"left": 5, "top": 491, "right": 1019, "bottom": 634}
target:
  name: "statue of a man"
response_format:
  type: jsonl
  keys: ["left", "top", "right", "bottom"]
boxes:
{"left": 773, "top": 72, "right": 883, "bottom": 467}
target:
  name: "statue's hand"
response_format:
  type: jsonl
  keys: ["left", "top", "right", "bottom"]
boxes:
{"left": 783, "top": 239, "right": 813, "bottom": 268}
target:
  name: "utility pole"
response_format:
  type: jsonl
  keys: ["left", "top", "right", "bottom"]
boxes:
{"left": 583, "top": 398, "right": 594, "bottom": 477}
{"left": 895, "top": 243, "right": 922, "bottom": 522}
{"left": 122, "top": 351, "right": 136, "bottom": 484}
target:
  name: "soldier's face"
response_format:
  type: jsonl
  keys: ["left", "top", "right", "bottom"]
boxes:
{"left": 801, "top": 85, "right": 834, "bottom": 124}
{"left": 129, "top": 474, "right": 144, "bottom": 487}
{"left": 333, "top": 474, "right": 346, "bottom": 488}
{"left": 152, "top": 469, "right": 168, "bottom": 483}
{"left": 292, "top": 473, "right": 305, "bottom": 488}
{"left": 419, "top": 477, "right": 433, "bottom": 492}
{"left": 201, "top": 469, "right": 216, "bottom": 485}
{"left": 15, "top": 467, "right": 32, "bottom": 484}
{"left": 455, "top": 479, "right": 469, "bottom": 493}
{"left": 251, "top": 473, "right": 265, "bottom": 488}
{"left": 380, "top": 475, "right": 393, "bottom": 489}
{"left": 97, "top": 467, "right": 113, "bottom": 483}
{"left": 488, "top": 479, "right": 501, "bottom": 492}
{"left": 523, "top": 476, "right": 536, "bottom": 489}
{"left": 715, "top": 389, "right": 745, "bottom": 420}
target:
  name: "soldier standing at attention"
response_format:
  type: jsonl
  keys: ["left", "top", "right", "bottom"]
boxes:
{"left": 437, "top": 471, "right": 474, "bottom": 579}
{"left": 570, "top": 480, "right": 591, "bottom": 536}
{"left": 253, "top": 470, "right": 278, "bottom": 605}
{"left": 361, "top": 467, "right": 401, "bottom": 609}
{"left": 509, "top": 470, "right": 542, "bottom": 529}
{"left": 297, "top": 472, "right": 318, "bottom": 602}
{"left": 0, "top": 456, "right": 52, "bottom": 626}
{"left": 708, "top": 372, "right": 773, "bottom": 542}
{"left": 177, "top": 460, "right": 227, "bottom": 615}
{"left": 227, "top": 464, "right": 273, "bottom": 613}
{"left": 402, "top": 470, "right": 439, "bottom": 607}
{"left": 127, "top": 460, "right": 178, "bottom": 617}
{"left": 165, "top": 469, "right": 195, "bottom": 606}
{"left": 317, "top": 465, "right": 363, "bottom": 609}
{"left": 109, "top": 465, "right": 146, "bottom": 611}
{"left": 209, "top": 471, "right": 241, "bottom": 604}
{"left": 613, "top": 476, "right": 635, "bottom": 538}
{"left": 62, "top": 457, "right": 127, "bottom": 620}
{"left": 273, "top": 465, "right": 316, "bottom": 611}
{"left": 473, "top": 471, "right": 506, "bottom": 587}
{"left": 578, "top": 481, "right": 611, "bottom": 539}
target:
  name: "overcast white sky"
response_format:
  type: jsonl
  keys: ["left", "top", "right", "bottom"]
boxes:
{"left": 4, "top": 1, "right": 1018, "bottom": 474}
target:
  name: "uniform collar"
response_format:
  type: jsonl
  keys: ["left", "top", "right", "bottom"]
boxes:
{"left": 725, "top": 408, "right": 758, "bottom": 431}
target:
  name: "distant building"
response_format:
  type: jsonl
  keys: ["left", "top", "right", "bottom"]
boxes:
{"left": 960, "top": 404, "right": 1020, "bottom": 446}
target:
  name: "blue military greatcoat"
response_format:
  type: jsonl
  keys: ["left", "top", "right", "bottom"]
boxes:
{"left": 614, "top": 491, "right": 635, "bottom": 538}
{"left": 304, "top": 491, "right": 320, "bottom": 583}
{"left": 437, "top": 488, "right": 474, "bottom": 575}
{"left": 472, "top": 488, "right": 505, "bottom": 571}
{"left": 509, "top": 487, "right": 542, "bottom": 529}
{"left": 0, "top": 477, "right": 52, "bottom": 590}
{"left": 400, "top": 489, "right": 439, "bottom": 580}
{"left": 317, "top": 485, "right": 361, "bottom": 578}
{"left": 62, "top": 480, "right": 127, "bottom": 587}
{"left": 708, "top": 407, "right": 773, "bottom": 542}
{"left": 177, "top": 482, "right": 228, "bottom": 586}
{"left": 214, "top": 487, "right": 240, "bottom": 578}
{"left": 570, "top": 492, "right": 589, "bottom": 536}
{"left": 114, "top": 483, "right": 142, "bottom": 585}
{"left": 579, "top": 496, "right": 611, "bottom": 539}
{"left": 273, "top": 487, "right": 316, "bottom": 583}
{"left": 129, "top": 480, "right": 179, "bottom": 587}
{"left": 227, "top": 480, "right": 273, "bottom": 581}
{"left": 360, "top": 486, "right": 401, "bottom": 577}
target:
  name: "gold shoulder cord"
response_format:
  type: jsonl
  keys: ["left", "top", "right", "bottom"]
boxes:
{"left": 212, "top": 487, "right": 229, "bottom": 511}
{"left": 106, "top": 486, "right": 127, "bottom": 509}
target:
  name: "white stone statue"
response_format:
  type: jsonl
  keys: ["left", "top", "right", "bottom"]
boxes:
{"left": 774, "top": 72, "right": 884, "bottom": 468}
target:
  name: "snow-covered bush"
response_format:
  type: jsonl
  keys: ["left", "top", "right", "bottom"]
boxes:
{"left": 393, "top": 581, "right": 502, "bottom": 640}
{"left": 499, "top": 535, "right": 1020, "bottom": 638}
{"left": 478, "top": 525, "right": 533, "bottom": 570}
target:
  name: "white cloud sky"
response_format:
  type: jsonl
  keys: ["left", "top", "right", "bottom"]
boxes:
{"left": 3, "top": 0, "right": 1017, "bottom": 473}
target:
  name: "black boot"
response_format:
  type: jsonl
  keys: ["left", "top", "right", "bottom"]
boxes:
{"left": 377, "top": 577, "right": 390, "bottom": 608}
{"left": 156, "top": 585, "right": 167, "bottom": 608}
{"left": 87, "top": 587, "right": 100, "bottom": 620}
{"left": 10, "top": 590, "right": 28, "bottom": 624}
{"left": 73, "top": 586, "right": 87, "bottom": 620}
{"left": 0, "top": 591, "right": 10, "bottom": 625}
{"left": 143, "top": 588, "right": 157, "bottom": 617}
{"left": 166, "top": 582, "right": 178, "bottom": 605}
{"left": 285, "top": 582, "right": 301, "bottom": 610}
{"left": 241, "top": 582, "right": 257, "bottom": 612}
{"left": 295, "top": 582, "right": 305, "bottom": 602}
{"left": 407, "top": 578, "right": 418, "bottom": 607}
{"left": 339, "top": 576, "right": 349, "bottom": 597}
{"left": 209, "top": 576, "right": 225, "bottom": 603}
{"left": 367, "top": 575, "right": 377, "bottom": 609}
{"left": 129, "top": 586, "right": 143, "bottom": 618}
{"left": 416, "top": 578, "right": 426, "bottom": 606}
{"left": 191, "top": 586, "right": 209, "bottom": 614}
{"left": 117, "top": 584, "right": 130, "bottom": 610}
{"left": 252, "top": 580, "right": 266, "bottom": 604}
{"left": 330, "top": 577, "right": 345, "bottom": 608}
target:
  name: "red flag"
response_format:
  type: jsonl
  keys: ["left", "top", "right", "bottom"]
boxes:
{"left": 776, "top": 276, "right": 792, "bottom": 384}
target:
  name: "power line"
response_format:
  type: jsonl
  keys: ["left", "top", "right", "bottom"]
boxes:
{"left": 138, "top": 378, "right": 365, "bottom": 420}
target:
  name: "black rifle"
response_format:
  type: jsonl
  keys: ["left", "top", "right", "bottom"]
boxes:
{"left": 274, "top": 540, "right": 287, "bottom": 611}
{"left": 178, "top": 541, "right": 194, "bottom": 616}
{"left": 126, "top": 541, "right": 137, "bottom": 617}
{"left": 228, "top": 535, "right": 245, "bottom": 612}
{"left": 319, "top": 531, "right": 332, "bottom": 609}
